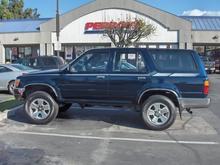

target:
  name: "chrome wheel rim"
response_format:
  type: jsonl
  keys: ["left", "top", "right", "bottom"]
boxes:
{"left": 146, "top": 103, "right": 170, "bottom": 126}
{"left": 29, "top": 99, "right": 51, "bottom": 120}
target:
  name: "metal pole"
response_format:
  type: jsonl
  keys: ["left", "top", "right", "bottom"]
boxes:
{"left": 56, "top": 0, "right": 60, "bottom": 57}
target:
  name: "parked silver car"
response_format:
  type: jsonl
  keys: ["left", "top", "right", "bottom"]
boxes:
{"left": 0, "top": 64, "right": 36, "bottom": 94}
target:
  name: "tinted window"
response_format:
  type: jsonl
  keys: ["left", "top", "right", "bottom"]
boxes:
{"left": 11, "top": 64, "right": 33, "bottom": 71}
{"left": 41, "top": 58, "right": 57, "bottom": 67}
{"left": 149, "top": 50, "right": 197, "bottom": 72}
{"left": 113, "top": 51, "right": 147, "bottom": 73}
{"left": 0, "top": 66, "right": 12, "bottom": 73}
{"left": 70, "top": 51, "right": 110, "bottom": 73}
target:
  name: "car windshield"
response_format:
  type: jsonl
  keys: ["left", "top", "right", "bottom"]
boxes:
{"left": 11, "top": 64, "right": 33, "bottom": 71}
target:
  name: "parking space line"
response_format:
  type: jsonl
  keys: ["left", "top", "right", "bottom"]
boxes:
{"left": 11, "top": 131, "right": 219, "bottom": 145}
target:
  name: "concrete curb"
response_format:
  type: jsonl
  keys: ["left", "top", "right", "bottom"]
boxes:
{"left": 0, "top": 105, "right": 23, "bottom": 122}
{"left": 0, "top": 97, "right": 14, "bottom": 104}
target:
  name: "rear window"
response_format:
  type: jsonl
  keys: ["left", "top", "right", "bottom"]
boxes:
{"left": 41, "top": 58, "right": 57, "bottom": 66}
{"left": 148, "top": 50, "right": 197, "bottom": 73}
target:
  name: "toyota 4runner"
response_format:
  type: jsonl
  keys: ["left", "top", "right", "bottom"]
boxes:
{"left": 14, "top": 48, "right": 211, "bottom": 130}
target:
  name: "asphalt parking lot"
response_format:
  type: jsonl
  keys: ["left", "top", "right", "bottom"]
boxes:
{"left": 1, "top": 74, "right": 220, "bottom": 165}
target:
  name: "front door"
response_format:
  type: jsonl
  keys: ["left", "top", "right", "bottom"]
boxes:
{"left": 59, "top": 50, "right": 111, "bottom": 100}
{"left": 108, "top": 50, "right": 151, "bottom": 103}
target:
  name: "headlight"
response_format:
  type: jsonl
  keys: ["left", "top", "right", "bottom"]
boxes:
{"left": 15, "top": 79, "right": 20, "bottom": 88}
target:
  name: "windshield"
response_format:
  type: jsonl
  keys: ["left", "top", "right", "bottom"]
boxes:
{"left": 11, "top": 64, "right": 33, "bottom": 71}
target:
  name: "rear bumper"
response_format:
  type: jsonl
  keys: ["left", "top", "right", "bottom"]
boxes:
{"left": 178, "top": 98, "right": 211, "bottom": 109}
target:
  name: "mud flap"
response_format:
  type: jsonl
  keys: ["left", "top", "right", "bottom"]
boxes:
{"left": 179, "top": 108, "right": 193, "bottom": 120}
{"left": 179, "top": 108, "right": 184, "bottom": 120}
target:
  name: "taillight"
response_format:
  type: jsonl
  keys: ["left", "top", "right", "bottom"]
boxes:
{"left": 204, "top": 80, "right": 209, "bottom": 95}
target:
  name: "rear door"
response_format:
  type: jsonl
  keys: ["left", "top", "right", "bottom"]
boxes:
{"left": 108, "top": 49, "right": 151, "bottom": 103}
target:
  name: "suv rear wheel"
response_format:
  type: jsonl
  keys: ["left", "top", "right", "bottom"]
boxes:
{"left": 24, "top": 91, "right": 59, "bottom": 124}
{"left": 142, "top": 95, "right": 176, "bottom": 131}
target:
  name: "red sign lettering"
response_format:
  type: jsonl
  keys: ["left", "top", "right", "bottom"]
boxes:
{"left": 84, "top": 21, "right": 138, "bottom": 33}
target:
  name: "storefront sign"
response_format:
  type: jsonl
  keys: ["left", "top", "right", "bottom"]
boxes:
{"left": 84, "top": 21, "right": 137, "bottom": 33}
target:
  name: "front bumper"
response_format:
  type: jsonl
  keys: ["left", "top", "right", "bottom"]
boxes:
{"left": 14, "top": 88, "right": 25, "bottom": 101}
{"left": 178, "top": 98, "right": 211, "bottom": 109}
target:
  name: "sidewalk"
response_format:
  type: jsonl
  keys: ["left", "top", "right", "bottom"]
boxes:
{"left": 0, "top": 93, "right": 14, "bottom": 103}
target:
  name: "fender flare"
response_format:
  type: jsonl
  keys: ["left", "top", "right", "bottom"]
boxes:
{"left": 137, "top": 88, "right": 179, "bottom": 104}
{"left": 24, "top": 83, "right": 59, "bottom": 97}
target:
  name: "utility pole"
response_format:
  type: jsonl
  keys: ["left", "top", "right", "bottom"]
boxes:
{"left": 56, "top": 0, "right": 60, "bottom": 57}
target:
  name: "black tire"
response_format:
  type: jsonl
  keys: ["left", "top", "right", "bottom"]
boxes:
{"left": 142, "top": 95, "right": 176, "bottom": 131}
{"left": 8, "top": 80, "right": 15, "bottom": 95}
{"left": 24, "top": 91, "right": 59, "bottom": 124}
{"left": 59, "top": 103, "right": 72, "bottom": 112}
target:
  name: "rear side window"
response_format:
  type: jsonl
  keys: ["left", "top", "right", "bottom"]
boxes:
{"left": 148, "top": 50, "right": 197, "bottom": 73}
{"left": 113, "top": 51, "right": 147, "bottom": 73}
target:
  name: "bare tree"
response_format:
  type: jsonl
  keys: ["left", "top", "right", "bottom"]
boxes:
{"left": 103, "top": 18, "right": 156, "bottom": 47}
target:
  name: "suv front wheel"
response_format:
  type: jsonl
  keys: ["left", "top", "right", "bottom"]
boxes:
{"left": 24, "top": 91, "right": 59, "bottom": 124}
{"left": 142, "top": 95, "right": 176, "bottom": 131}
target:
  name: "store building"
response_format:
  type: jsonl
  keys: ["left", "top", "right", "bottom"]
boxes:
{"left": 0, "top": 0, "right": 220, "bottom": 63}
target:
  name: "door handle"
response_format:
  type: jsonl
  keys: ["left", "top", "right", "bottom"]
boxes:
{"left": 96, "top": 75, "right": 105, "bottom": 79}
{"left": 137, "top": 76, "right": 146, "bottom": 80}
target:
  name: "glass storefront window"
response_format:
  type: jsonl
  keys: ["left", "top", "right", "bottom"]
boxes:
{"left": 4, "top": 46, "right": 39, "bottom": 63}
{"left": 169, "top": 44, "right": 178, "bottom": 49}
{"left": 138, "top": 44, "right": 147, "bottom": 48}
{"left": 159, "top": 45, "right": 167, "bottom": 49}
{"left": 148, "top": 45, "right": 157, "bottom": 48}
{"left": 25, "top": 47, "right": 32, "bottom": 57}
{"left": 193, "top": 45, "right": 220, "bottom": 60}
{"left": 193, "top": 46, "right": 205, "bottom": 55}
{"left": 57, "top": 44, "right": 111, "bottom": 62}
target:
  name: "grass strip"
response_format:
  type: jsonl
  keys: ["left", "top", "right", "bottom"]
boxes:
{"left": 0, "top": 99, "right": 23, "bottom": 112}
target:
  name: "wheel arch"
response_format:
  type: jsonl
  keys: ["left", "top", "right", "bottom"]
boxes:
{"left": 24, "top": 83, "right": 59, "bottom": 101}
{"left": 138, "top": 89, "right": 180, "bottom": 107}
{"left": 8, "top": 80, "right": 15, "bottom": 88}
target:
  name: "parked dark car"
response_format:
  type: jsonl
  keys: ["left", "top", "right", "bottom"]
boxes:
{"left": 14, "top": 56, "right": 65, "bottom": 70}
{"left": 200, "top": 56, "right": 215, "bottom": 74}
{"left": 206, "top": 49, "right": 220, "bottom": 73}
{"left": 14, "top": 48, "right": 210, "bottom": 130}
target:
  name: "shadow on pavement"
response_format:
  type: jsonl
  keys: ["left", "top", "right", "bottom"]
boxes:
{"left": 7, "top": 106, "right": 147, "bottom": 130}
{"left": 0, "top": 91, "right": 10, "bottom": 95}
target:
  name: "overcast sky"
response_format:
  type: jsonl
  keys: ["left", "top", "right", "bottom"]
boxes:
{"left": 24, "top": 0, "right": 220, "bottom": 18}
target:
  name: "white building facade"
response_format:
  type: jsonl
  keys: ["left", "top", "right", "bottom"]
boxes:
{"left": 0, "top": 0, "right": 219, "bottom": 63}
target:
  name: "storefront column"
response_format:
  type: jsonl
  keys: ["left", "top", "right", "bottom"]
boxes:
{"left": 40, "top": 43, "right": 46, "bottom": 56}
{"left": 0, "top": 44, "right": 5, "bottom": 64}
{"left": 46, "top": 43, "right": 54, "bottom": 55}
{"left": 179, "top": 42, "right": 193, "bottom": 50}
{"left": 186, "top": 43, "right": 193, "bottom": 50}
